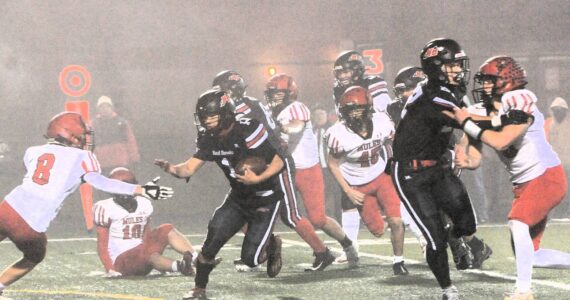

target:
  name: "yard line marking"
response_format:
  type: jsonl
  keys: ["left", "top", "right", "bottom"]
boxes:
{"left": 280, "top": 237, "right": 570, "bottom": 292}
{"left": 7, "top": 289, "right": 163, "bottom": 300}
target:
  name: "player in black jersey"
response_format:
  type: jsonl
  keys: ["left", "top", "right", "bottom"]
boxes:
{"left": 155, "top": 89, "right": 285, "bottom": 299}
{"left": 212, "top": 70, "right": 336, "bottom": 271}
{"left": 387, "top": 66, "right": 426, "bottom": 127}
{"left": 390, "top": 38, "right": 486, "bottom": 300}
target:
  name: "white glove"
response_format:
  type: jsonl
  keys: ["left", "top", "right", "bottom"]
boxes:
{"left": 104, "top": 270, "right": 122, "bottom": 278}
{"left": 142, "top": 176, "right": 174, "bottom": 200}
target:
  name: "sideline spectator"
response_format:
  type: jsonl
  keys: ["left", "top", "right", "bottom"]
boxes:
{"left": 93, "top": 96, "right": 140, "bottom": 175}
{"left": 544, "top": 97, "right": 570, "bottom": 218}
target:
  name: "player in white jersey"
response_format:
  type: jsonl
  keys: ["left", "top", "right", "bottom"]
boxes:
{"left": 450, "top": 56, "right": 569, "bottom": 300}
{"left": 264, "top": 74, "right": 358, "bottom": 268}
{"left": 94, "top": 168, "right": 198, "bottom": 277}
{"left": 0, "top": 112, "right": 173, "bottom": 298}
{"left": 324, "top": 86, "right": 408, "bottom": 275}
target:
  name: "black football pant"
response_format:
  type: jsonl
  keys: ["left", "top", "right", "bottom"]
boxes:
{"left": 391, "top": 162, "right": 476, "bottom": 288}
{"left": 197, "top": 191, "right": 281, "bottom": 288}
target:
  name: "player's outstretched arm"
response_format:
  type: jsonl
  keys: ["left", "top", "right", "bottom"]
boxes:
{"left": 154, "top": 157, "right": 205, "bottom": 180}
{"left": 83, "top": 172, "right": 173, "bottom": 201}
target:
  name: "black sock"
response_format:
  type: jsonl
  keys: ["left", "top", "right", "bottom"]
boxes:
{"left": 339, "top": 235, "right": 353, "bottom": 248}
{"left": 467, "top": 236, "right": 484, "bottom": 251}
{"left": 426, "top": 247, "right": 451, "bottom": 288}
{"left": 195, "top": 259, "right": 216, "bottom": 288}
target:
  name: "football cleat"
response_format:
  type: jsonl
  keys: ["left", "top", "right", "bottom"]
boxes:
{"left": 266, "top": 234, "right": 283, "bottom": 278}
{"left": 503, "top": 290, "right": 534, "bottom": 300}
{"left": 470, "top": 240, "right": 493, "bottom": 269}
{"left": 233, "top": 258, "right": 261, "bottom": 272}
{"left": 305, "top": 247, "right": 335, "bottom": 272}
{"left": 392, "top": 261, "right": 409, "bottom": 276}
{"left": 343, "top": 245, "right": 359, "bottom": 268}
{"left": 182, "top": 287, "right": 207, "bottom": 300}
{"left": 449, "top": 237, "right": 473, "bottom": 270}
{"left": 179, "top": 251, "right": 195, "bottom": 276}
{"left": 442, "top": 285, "right": 460, "bottom": 300}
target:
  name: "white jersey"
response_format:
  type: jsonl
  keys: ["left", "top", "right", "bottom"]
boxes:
{"left": 497, "top": 89, "right": 560, "bottom": 183}
{"left": 93, "top": 196, "right": 153, "bottom": 263}
{"left": 325, "top": 112, "right": 394, "bottom": 185}
{"left": 276, "top": 101, "right": 319, "bottom": 169}
{"left": 5, "top": 143, "right": 101, "bottom": 232}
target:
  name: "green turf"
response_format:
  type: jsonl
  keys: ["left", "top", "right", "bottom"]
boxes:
{"left": 1, "top": 223, "right": 570, "bottom": 299}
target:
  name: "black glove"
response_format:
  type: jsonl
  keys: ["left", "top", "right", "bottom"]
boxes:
{"left": 501, "top": 110, "right": 534, "bottom": 126}
{"left": 142, "top": 176, "right": 174, "bottom": 200}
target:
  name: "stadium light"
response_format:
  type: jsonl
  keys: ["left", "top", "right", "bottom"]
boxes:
{"left": 267, "top": 66, "right": 277, "bottom": 77}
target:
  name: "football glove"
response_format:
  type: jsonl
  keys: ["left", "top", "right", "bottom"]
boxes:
{"left": 142, "top": 176, "right": 174, "bottom": 200}
{"left": 501, "top": 110, "right": 534, "bottom": 126}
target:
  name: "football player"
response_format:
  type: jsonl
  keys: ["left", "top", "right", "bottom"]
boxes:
{"left": 450, "top": 56, "right": 570, "bottom": 300}
{"left": 331, "top": 50, "right": 394, "bottom": 263}
{"left": 390, "top": 38, "right": 486, "bottom": 300}
{"left": 155, "top": 89, "right": 284, "bottom": 299}
{"left": 212, "top": 70, "right": 336, "bottom": 272}
{"left": 94, "top": 167, "right": 198, "bottom": 277}
{"left": 324, "top": 86, "right": 408, "bottom": 275}
{"left": 388, "top": 66, "right": 427, "bottom": 127}
{"left": 265, "top": 73, "right": 358, "bottom": 267}
{"left": 0, "top": 112, "right": 173, "bottom": 298}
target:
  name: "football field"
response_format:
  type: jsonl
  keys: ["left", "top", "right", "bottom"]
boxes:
{"left": 1, "top": 223, "right": 570, "bottom": 300}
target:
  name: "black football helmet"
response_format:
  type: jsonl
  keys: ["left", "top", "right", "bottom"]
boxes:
{"left": 194, "top": 89, "right": 235, "bottom": 134}
{"left": 212, "top": 70, "right": 247, "bottom": 102}
{"left": 393, "top": 66, "right": 426, "bottom": 103}
{"left": 339, "top": 86, "right": 372, "bottom": 133}
{"left": 420, "top": 38, "right": 470, "bottom": 87}
{"left": 333, "top": 50, "right": 365, "bottom": 87}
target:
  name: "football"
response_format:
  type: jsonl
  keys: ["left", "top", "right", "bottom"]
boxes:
{"left": 235, "top": 156, "right": 268, "bottom": 176}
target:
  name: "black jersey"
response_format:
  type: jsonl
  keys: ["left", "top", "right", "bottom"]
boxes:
{"left": 233, "top": 96, "right": 288, "bottom": 157}
{"left": 387, "top": 99, "right": 405, "bottom": 128}
{"left": 193, "top": 117, "right": 281, "bottom": 206}
{"left": 392, "top": 84, "right": 464, "bottom": 162}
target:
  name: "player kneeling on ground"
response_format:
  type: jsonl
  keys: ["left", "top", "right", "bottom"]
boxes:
{"left": 94, "top": 167, "right": 203, "bottom": 277}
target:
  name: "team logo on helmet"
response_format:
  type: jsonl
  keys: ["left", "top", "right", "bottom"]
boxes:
{"left": 423, "top": 47, "right": 440, "bottom": 59}
{"left": 228, "top": 74, "right": 242, "bottom": 81}
{"left": 348, "top": 53, "right": 361, "bottom": 61}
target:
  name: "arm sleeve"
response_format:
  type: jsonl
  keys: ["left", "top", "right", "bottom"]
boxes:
{"left": 96, "top": 226, "right": 114, "bottom": 272}
{"left": 83, "top": 172, "right": 137, "bottom": 195}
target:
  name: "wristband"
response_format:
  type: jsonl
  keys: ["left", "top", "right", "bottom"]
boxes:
{"left": 461, "top": 118, "right": 485, "bottom": 140}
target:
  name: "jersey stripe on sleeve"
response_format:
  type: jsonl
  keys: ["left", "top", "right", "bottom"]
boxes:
{"left": 246, "top": 124, "right": 269, "bottom": 149}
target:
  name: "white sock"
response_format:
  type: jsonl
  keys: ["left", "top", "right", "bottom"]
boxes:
{"left": 534, "top": 248, "right": 570, "bottom": 269}
{"left": 172, "top": 261, "right": 179, "bottom": 272}
{"left": 393, "top": 255, "right": 404, "bottom": 264}
{"left": 191, "top": 250, "right": 198, "bottom": 264}
{"left": 509, "top": 220, "right": 534, "bottom": 293}
{"left": 0, "top": 282, "right": 5, "bottom": 293}
{"left": 342, "top": 210, "right": 361, "bottom": 250}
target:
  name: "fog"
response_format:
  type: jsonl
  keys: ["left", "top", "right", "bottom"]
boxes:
{"left": 0, "top": 1, "right": 568, "bottom": 234}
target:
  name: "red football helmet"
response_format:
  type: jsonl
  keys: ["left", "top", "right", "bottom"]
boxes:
{"left": 46, "top": 112, "right": 93, "bottom": 150}
{"left": 339, "top": 86, "right": 372, "bottom": 133}
{"left": 264, "top": 73, "right": 299, "bottom": 116}
{"left": 109, "top": 167, "right": 138, "bottom": 184}
{"left": 475, "top": 56, "right": 527, "bottom": 95}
